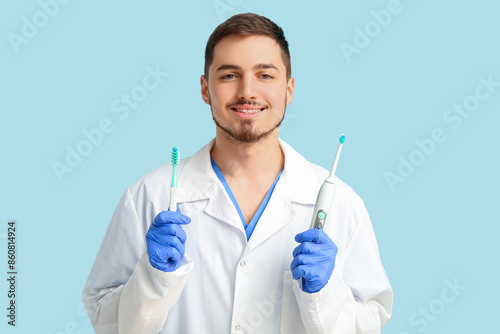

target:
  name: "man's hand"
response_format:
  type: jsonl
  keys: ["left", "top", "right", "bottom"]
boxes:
{"left": 146, "top": 208, "right": 191, "bottom": 272}
{"left": 291, "top": 228, "right": 338, "bottom": 293}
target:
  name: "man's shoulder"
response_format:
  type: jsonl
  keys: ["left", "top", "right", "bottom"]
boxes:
{"left": 305, "top": 159, "right": 364, "bottom": 206}
{"left": 128, "top": 158, "right": 189, "bottom": 194}
{"left": 127, "top": 140, "right": 213, "bottom": 196}
{"left": 282, "top": 138, "right": 365, "bottom": 207}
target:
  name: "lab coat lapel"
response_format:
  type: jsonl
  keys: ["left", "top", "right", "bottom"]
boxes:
{"left": 204, "top": 182, "right": 247, "bottom": 236}
{"left": 176, "top": 139, "right": 246, "bottom": 237}
{"left": 243, "top": 175, "right": 294, "bottom": 255}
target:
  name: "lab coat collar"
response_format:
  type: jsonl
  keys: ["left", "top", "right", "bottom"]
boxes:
{"left": 176, "top": 138, "right": 244, "bottom": 235}
{"left": 176, "top": 137, "right": 323, "bottom": 249}
{"left": 279, "top": 138, "right": 321, "bottom": 205}
{"left": 176, "top": 138, "right": 321, "bottom": 206}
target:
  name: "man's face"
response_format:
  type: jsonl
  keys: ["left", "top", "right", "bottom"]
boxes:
{"left": 201, "top": 34, "right": 294, "bottom": 143}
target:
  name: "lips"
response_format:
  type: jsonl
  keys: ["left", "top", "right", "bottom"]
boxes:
{"left": 229, "top": 104, "right": 265, "bottom": 118}
{"left": 232, "top": 108, "right": 264, "bottom": 114}
{"left": 230, "top": 105, "right": 265, "bottom": 114}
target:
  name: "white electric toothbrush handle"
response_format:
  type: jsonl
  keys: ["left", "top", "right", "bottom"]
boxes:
{"left": 309, "top": 134, "right": 345, "bottom": 230}
{"left": 309, "top": 179, "right": 336, "bottom": 229}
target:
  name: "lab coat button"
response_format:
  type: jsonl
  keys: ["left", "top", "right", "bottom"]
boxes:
{"left": 240, "top": 261, "right": 246, "bottom": 267}
{"left": 235, "top": 324, "right": 241, "bottom": 330}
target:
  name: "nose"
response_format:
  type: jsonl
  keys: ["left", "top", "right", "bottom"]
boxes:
{"left": 237, "top": 75, "right": 257, "bottom": 100}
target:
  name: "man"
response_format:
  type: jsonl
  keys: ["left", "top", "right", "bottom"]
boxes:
{"left": 82, "top": 13, "right": 393, "bottom": 333}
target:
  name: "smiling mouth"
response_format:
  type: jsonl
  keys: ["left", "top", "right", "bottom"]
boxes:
{"left": 231, "top": 108, "right": 265, "bottom": 114}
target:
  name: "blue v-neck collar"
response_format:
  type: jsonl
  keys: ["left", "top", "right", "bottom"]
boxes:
{"left": 210, "top": 156, "right": 283, "bottom": 240}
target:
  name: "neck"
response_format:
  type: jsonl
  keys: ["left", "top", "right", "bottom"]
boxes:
{"left": 210, "top": 128, "right": 284, "bottom": 182}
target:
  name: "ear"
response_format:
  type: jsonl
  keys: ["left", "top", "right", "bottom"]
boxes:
{"left": 286, "top": 76, "right": 295, "bottom": 106}
{"left": 200, "top": 75, "right": 211, "bottom": 105}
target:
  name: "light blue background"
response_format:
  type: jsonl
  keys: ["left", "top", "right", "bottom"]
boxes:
{"left": 1, "top": 0, "right": 499, "bottom": 333}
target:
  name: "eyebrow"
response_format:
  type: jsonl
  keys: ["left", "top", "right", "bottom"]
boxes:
{"left": 215, "top": 63, "right": 279, "bottom": 72}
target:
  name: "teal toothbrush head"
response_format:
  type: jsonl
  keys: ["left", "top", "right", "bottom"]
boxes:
{"left": 171, "top": 146, "right": 179, "bottom": 166}
{"left": 169, "top": 147, "right": 180, "bottom": 211}
{"left": 171, "top": 147, "right": 179, "bottom": 188}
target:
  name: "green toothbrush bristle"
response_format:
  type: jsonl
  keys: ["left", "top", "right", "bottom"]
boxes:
{"left": 171, "top": 147, "right": 179, "bottom": 165}
{"left": 340, "top": 135, "right": 346, "bottom": 144}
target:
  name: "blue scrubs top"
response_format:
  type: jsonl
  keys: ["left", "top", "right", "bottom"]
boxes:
{"left": 210, "top": 156, "right": 283, "bottom": 240}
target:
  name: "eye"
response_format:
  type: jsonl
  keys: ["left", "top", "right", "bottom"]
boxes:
{"left": 260, "top": 74, "right": 274, "bottom": 80}
{"left": 221, "top": 73, "right": 236, "bottom": 80}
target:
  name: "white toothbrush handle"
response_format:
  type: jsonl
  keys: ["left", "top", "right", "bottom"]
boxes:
{"left": 169, "top": 187, "right": 177, "bottom": 212}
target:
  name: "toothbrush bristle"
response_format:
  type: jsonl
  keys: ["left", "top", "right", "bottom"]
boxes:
{"left": 340, "top": 134, "right": 346, "bottom": 144}
{"left": 171, "top": 147, "right": 179, "bottom": 165}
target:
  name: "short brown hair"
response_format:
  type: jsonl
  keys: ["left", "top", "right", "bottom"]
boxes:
{"left": 204, "top": 13, "right": 291, "bottom": 80}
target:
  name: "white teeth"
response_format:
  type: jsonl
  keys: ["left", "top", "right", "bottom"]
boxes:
{"left": 234, "top": 108, "right": 261, "bottom": 114}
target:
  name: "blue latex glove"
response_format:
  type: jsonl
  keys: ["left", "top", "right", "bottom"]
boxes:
{"left": 291, "top": 228, "right": 338, "bottom": 293}
{"left": 146, "top": 207, "right": 191, "bottom": 272}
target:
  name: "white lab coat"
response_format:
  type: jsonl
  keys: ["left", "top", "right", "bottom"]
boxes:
{"left": 82, "top": 138, "right": 393, "bottom": 334}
